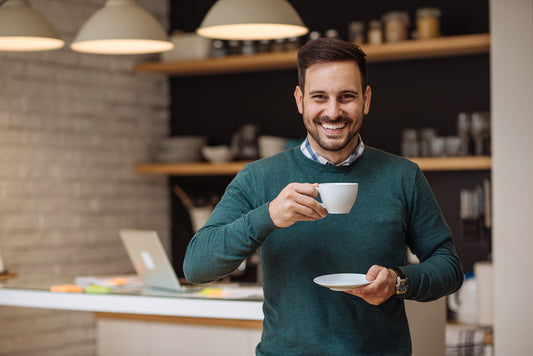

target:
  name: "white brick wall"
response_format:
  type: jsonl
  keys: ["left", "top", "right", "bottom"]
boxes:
{"left": 0, "top": 1, "right": 171, "bottom": 355}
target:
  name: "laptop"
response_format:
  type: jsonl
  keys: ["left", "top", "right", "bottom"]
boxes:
{"left": 119, "top": 229, "right": 191, "bottom": 293}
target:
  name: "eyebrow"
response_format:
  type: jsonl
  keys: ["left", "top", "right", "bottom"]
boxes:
{"left": 308, "top": 89, "right": 360, "bottom": 95}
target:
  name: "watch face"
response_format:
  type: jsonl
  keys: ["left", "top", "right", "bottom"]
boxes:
{"left": 396, "top": 276, "right": 408, "bottom": 294}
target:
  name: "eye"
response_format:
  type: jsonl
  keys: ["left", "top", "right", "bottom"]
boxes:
{"left": 311, "top": 94, "right": 327, "bottom": 102}
{"left": 339, "top": 93, "right": 357, "bottom": 102}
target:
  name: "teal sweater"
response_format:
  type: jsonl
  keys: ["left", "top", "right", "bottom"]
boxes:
{"left": 184, "top": 147, "right": 463, "bottom": 356}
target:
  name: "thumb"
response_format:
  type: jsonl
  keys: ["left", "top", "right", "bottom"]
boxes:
{"left": 366, "top": 265, "right": 383, "bottom": 282}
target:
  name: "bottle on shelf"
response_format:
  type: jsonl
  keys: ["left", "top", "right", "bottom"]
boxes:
{"left": 367, "top": 19, "right": 383, "bottom": 45}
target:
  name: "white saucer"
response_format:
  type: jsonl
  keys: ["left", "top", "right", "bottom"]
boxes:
{"left": 313, "top": 273, "right": 372, "bottom": 291}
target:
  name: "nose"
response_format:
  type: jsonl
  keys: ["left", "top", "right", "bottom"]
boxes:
{"left": 324, "top": 100, "right": 342, "bottom": 118}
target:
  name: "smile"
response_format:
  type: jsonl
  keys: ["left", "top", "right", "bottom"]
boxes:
{"left": 320, "top": 122, "right": 347, "bottom": 131}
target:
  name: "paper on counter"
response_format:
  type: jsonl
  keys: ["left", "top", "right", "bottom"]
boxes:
{"left": 74, "top": 274, "right": 143, "bottom": 291}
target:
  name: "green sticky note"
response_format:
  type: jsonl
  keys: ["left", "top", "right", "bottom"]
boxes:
{"left": 84, "top": 285, "right": 112, "bottom": 294}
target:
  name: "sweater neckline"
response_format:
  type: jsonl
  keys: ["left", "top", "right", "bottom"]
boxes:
{"left": 293, "top": 146, "right": 367, "bottom": 171}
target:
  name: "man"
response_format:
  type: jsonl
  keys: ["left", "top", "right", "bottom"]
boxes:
{"left": 184, "top": 38, "right": 463, "bottom": 355}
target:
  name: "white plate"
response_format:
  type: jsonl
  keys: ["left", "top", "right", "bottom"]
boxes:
{"left": 313, "top": 273, "right": 372, "bottom": 291}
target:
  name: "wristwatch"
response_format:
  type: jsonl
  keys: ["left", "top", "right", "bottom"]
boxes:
{"left": 390, "top": 267, "right": 408, "bottom": 295}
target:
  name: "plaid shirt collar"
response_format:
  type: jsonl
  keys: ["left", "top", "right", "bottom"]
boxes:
{"left": 300, "top": 135, "right": 365, "bottom": 166}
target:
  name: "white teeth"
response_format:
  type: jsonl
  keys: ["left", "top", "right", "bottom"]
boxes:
{"left": 321, "top": 123, "right": 346, "bottom": 130}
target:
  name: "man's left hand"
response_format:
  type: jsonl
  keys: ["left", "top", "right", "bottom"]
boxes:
{"left": 345, "top": 265, "right": 397, "bottom": 305}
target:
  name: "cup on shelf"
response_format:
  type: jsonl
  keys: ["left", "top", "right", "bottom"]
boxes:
{"left": 444, "top": 136, "right": 462, "bottom": 157}
{"left": 430, "top": 136, "right": 446, "bottom": 157}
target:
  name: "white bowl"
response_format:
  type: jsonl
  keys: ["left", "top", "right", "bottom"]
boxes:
{"left": 201, "top": 145, "right": 234, "bottom": 163}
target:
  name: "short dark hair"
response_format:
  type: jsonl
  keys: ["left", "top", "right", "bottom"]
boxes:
{"left": 297, "top": 38, "right": 368, "bottom": 92}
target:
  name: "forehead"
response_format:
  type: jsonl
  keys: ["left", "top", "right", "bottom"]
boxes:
{"left": 304, "top": 61, "right": 363, "bottom": 93}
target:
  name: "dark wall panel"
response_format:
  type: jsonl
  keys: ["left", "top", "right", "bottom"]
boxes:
{"left": 169, "top": 0, "right": 491, "bottom": 277}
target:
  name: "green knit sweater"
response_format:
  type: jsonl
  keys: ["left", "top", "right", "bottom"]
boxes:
{"left": 184, "top": 146, "right": 463, "bottom": 356}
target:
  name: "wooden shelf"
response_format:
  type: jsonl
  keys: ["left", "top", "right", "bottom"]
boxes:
{"left": 135, "top": 161, "right": 251, "bottom": 176}
{"left": 135, "top": 156, "right": 491, "bottom": 176}
{"left": 409, "top": 156, "right": 492, "bottom": 171}
{"left": 134, "top": 33, "right": 490, "bottom": 77}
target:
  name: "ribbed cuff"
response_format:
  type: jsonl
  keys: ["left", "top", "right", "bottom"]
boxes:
{"left": 247, "top": 203, "right": 278, "bottom": 243}
{"left": 401, "top": 264, "right": 421, "bottom": 299}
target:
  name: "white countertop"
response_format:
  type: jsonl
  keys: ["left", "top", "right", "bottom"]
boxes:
{"left": 0, "top": 284, "right": 264, "bottom": 320}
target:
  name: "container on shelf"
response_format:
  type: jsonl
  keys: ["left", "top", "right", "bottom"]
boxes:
{"left": 382, "top": 11, "right": 410, "bottom": 42}
{"left": 210, "top": 40, "right": 226, "bottom": 58}
{"left": 420, "top": 128, "right": 437, "bottom": 157}
{"left": 241, "top": 40, "right": 256, "bottom": 56}
{"left": 416, "top": 8, "right": 441, "bottom": 40}
{"left": 325, "top": 29, "right": 340, "bottom": 39}
{"left": 367, "top": 19, "right": 383, "bottom": 45}
{"left": 348, "top": 21, "right": 365, "bottom": 45}
{"left": 401, "top": 129, "right": 419, "bottom": 157}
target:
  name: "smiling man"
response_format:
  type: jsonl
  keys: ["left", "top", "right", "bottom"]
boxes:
{"left": 295, "top": 60, "right": 370, "bottom": 163}
{"left": 184, "top": 38, "right": 463, "bottom": 355}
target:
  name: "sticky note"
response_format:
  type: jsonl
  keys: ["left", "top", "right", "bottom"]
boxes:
{"left": 199, "top": 288, "right": 228, "bottom": 298}
{"left": 84, "top": 285, "right": 113, "bottom": 294}
{"left": 50, "top": 285, "right": 83, "bottom": 293}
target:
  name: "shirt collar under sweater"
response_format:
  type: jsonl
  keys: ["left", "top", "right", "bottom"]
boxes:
{"left": 300, "top": 135, "right": 365, "bottom": 166}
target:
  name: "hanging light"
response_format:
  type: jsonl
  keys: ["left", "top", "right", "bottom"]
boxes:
{"left": 197, "top": 0, "right": 308, "bottom": 40}
{"left": 71, "top": 0, "right": 173, "bottom": 55}
{"left": 0, "top": 0, "right": 64, "bottom": 52}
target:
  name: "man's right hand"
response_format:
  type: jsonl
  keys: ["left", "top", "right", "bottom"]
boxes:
{"left": 268, "top": 183, "right": 327, "bottom": 228}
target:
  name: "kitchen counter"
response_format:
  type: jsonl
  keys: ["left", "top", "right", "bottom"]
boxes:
{"left": 0, "top": 279, "right": 446, "bottom": 356}
{"left": 0, "top": 280, "right": 265, "bottom": 356}
{"left": 0, "top": 280, "right": 264, "bottom": 320}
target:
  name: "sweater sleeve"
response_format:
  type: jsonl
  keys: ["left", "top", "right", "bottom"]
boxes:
{"left": 402, "top": 168, "right": 464, "bottom": 301}
{"left": 183, "top": 165, "right": 277, "bottom": 284}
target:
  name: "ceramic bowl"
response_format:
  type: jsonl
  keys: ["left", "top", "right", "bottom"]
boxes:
{"left": 201, "top": 145, "right": 234, "bottom": 163}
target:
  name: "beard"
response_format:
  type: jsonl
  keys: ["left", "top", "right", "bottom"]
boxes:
{"left": 304, "top": 114, "right": 363, "bottom": 152}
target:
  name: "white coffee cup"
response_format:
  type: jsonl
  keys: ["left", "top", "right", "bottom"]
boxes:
{"left": 317, "top": 183, "right": 359, "bottom": 214}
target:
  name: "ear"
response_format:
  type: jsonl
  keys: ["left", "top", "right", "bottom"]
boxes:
{"left": 363, "top": 85, "right": 372, "bottom": 115}
{"left": 294, "top": 86, "right": 304, "bottom": 114}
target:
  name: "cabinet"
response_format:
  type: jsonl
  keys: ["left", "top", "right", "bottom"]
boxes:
{"left": 96, "top": 299, "right": 446, "bottom": 356}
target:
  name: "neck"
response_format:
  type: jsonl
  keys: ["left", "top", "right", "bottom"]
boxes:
{"left": 307, "top": 134, "right": 359, "bottom": 165}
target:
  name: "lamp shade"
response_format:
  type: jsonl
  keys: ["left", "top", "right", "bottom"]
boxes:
{"left": 197, "top": 0, "right": 308, "bottom": 40}
{"left": 0, "top": 0, "right": 64, "bottom": 52}
{"left": 71, "top": 0, "right": 173, "bottom": 55}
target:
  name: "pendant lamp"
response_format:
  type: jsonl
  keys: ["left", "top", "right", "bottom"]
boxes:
{"left": 0, "top": 0, "right": 64, "bottom": 52}
{"left": 71, "top": 0, "right": 173, "bottom": 55}
{"left": 197, "top": 0, "right": 308, "bottom": 40}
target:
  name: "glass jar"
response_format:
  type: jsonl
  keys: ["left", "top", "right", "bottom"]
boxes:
{"left": 416, "top": 8, "right": 441, "bottom": 39}
{"left": 382, "top": 11, "right": 409, "bottom": 43}
{"left": 308, "top": 31, "right": 321, "bottom": 42}
{"left": 367, "top": 19, "right": 383, "bottom": 45}
{"left": 241, "top": 40, "right": 256, "bottom": 56}
{"left": 325, "top": 29, "right": 340, "bottom": 39}
{"left": 348, "top": 21, "right": 365, "bottom": 45}
{"left": 401, "top": 129, "right": 419, "bottom": 157}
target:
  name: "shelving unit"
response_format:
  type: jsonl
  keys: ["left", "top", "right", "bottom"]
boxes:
{"left": 133, "top": 33, "right": 491, "bottom": 177}
{"left": 135, "top": 156, "right": 491, "bottom": 176}
{"left": 134, "top": 33, "right": 490, "bottom": 77}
